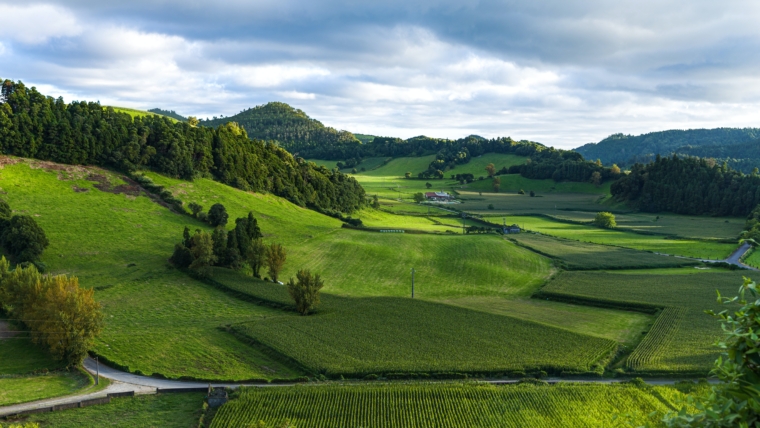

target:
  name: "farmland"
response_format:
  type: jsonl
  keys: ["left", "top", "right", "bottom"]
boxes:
{"left": 232, "top": 295, "right": 617, "bottom": 377}
{"left": 540, "top": 271, "right": 753, "bottom": 373}
{"left": 495, "top": 215, "right": 736, "bottom": 259}
{"left": 211, "top": 382, "right": 685, "bottom": 428}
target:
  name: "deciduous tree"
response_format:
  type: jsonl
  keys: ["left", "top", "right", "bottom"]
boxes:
{"left": 593, "top": 212, "right": 616, "bottom": 228}
{"left": 287, "top": 269, "right": 325, "bottom": 316}
{"left": 190, "top": 231, "right": 216, "bottom": 277}
{"left": 492, "top": 176, "right": 501, "bottom": 193}
{"left": 247, "top": 238, "right": 267, "bottom": 278}
{"left": 485, "top": 163, "right": 496, "bottom": 178}
{"left": 1, "top": 215, "right": 49, "bottom": 263}
{"left": 207, "top": 203, "right": 229, "bottom": 227}
{"left": 413, "top": 193, "right": 425, "bottom": 203}
{"left": 266, "top": 243, "right": 287, "bottom": 283}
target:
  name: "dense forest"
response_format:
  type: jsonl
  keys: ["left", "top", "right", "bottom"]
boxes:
{"left": 200, "top": 102, "right": 361, "bottom": 155}
{"left": 610, "top": 155, "right": 760, "bottom": 216}
{"left": 148, "top": 108, "right": 187, "bottom": 122}
{"left": 0, "top": 80, "right": 365, "bottom": 213}
{"left": 576, "top": 128, "right": 760, "bottom": 171}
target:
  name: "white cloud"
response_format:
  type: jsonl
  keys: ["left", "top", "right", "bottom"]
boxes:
{"left": 0, "top": 4, "right": 81, "bottom": 44}
{"left": 278, "top": 91, "right": 316, "bottom": 100}
{"left": 0, "top": 42, "right": 5, "bottom": 55}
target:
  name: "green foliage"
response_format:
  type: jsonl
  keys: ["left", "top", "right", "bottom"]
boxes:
{"left": 247, "top": 239, "right": 267, "bottom": 278}
{"left": 1, "top": 214, "right": 49, "bottom": 263}
{"left": 661, "top": 278, "right": 760, "bottom": 426}
{"left": 211, "top": 383, "right": 676, "bottom": 427}
{"left": 413, "top": 192, "right": 425, "bottom": 203}
{"left": 611, "top": 155, "right": 760, "bottom": 216}
{"left": 594, "top": 212, "right": 617, "bottom": 229}
{"left": 147, "top": 108, "right": 187, "bottom": 122}
{"left": 0, "top": 80, "right": 365, "bottom": 213}
{"left": 266, "top": 243, "right": 287, "bottom": 283}
{"left": 189, "top": 231, "right": 216, "bottom": 277}
{"left": 208, "top": 203, "right": 229, "bottom": 227}
{"left": 0, "top": 260, "right": 104, "bottom": 366}
{"left": 287, "top": 269, "right": 325, "bottom": 315}
{"left": 0, "top": 372, "right": 91, "bottom": 406}
{"left": 188, "top": 202, "right": 204, "bottom": 217}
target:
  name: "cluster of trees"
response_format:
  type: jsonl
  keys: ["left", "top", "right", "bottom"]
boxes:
{"left": 576, "top": 128, "right": 760, "bottom": 169}
{"left": 611, "top": 155, "right": 760, "bottom": 216}
{"left": 170, "top": 209, "right": 288, "bottom": 280}
{"left": 199, "top": 102, "right": 361, "bottom": 158}
{"left": 0, "top": 80, "right": 365, "bottom": 213}
{"left": 0, "top": 200, "right": 49, "bottom": 267}
{"left": 0, "top": 259, "right": 103, "bottom": 365}
{"left": 147, "top": 108, "right": 187, "bottom": 122}
{"left": 593, "top": 212, "right": 616, "bottom": 229}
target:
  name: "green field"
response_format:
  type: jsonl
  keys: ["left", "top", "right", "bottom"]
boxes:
{"left": 510, "top": 233, "right": 699, "bottom": 270}
{"left": 0, "top": 371, "right": 94, "bottom": 407}
{"left": 459, "top": 190, "right": 613, "bottom": 214}
{"left": 441, "top": 153, "right": 526, "bottom": 177}
{"left": 211, "top": 382, "right": 684, "bottom": 428}
{"left": 743, "top": 248, "right": 760, "bottom": 268}
{"left": 22, "top": 392, "right": 205, "bottom": 428}
{"left": 0, "top": 161, "right": 303, "bottom": 381}
{"left": 540, "top": 271, "right": 753, "bottom": 374}
{"left": 495, "top": 216, "right": 736, "bottom": 259}
{"left": 109, "top": 107, "right": 179, "bottom": 122}
{"left": 467, "top": 173, "right": 612, "bottom": 194}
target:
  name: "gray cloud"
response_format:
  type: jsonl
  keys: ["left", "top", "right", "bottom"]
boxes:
{"left": 1, "top": 0, "right": 759, "bottom": 148}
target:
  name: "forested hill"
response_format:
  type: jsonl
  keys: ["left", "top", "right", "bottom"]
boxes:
{"left": 575, "top": 128, "right": 760, "bottom": 171}
{"left": 610, "top": 155, "right": 760, "bottom": 216}
{"left": 148, "top": 108, "right": 187, "bottom": 122}
{"left": 0, "top": 79, "right": 365, "bottom": 213}
{"left": 199, "top": 102, "right": 361, "bottom": 155}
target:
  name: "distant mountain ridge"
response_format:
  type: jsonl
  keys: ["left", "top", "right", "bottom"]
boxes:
{"left": 199, "top": 102, "right": 360, "bottom": 154}
{"left": 575, "top": 128, "right": 760, "bottom": 172}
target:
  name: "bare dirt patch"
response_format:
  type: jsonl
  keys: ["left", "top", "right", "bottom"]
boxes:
{"left": 0, "top": 156, "right": 20, "bottom": 169}
{"left": 0, "top": 320, "right": 19, "bottom": 340}
{"left": 88, "top": 174, "right": 141, "bottom": 197}
{"left": 72, "top": 185, "right": 90, "bottom": 193}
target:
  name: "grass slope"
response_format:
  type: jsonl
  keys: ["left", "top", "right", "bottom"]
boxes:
{"left": 22, "top": 392, "right": 205, "bottom": 428}
{"left": 0, "top": 160, "right": 301, "bottom": 381}
{"left": 0, "top": 372, "right": 93, "bottom": 407}
{"left": 212, "top": 383, "right": 679, "bottom": 428}
{"left": 110, "top": 107, "right": 179, "bottom": 122}
{"left": 540, "top": 271, "right": 754, "bottom": 373}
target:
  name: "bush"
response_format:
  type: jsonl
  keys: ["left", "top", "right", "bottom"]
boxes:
{"left": 487, "top": 204, "right": 495, "bottom": 210}
{"left": 207, "top": 203, "right": 229, "bottom": 227}
{"left": 593, "top": 212, "right": 617, "bottom": 229}
{"left": 287, "top": 269, "right": 324, "bottom": 315}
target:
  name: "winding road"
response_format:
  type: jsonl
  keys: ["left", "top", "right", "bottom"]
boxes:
{"left": 702, "top": 241, "right": 757, "bottom": 270}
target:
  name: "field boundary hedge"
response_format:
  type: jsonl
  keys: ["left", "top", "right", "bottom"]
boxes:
{"left": 532, "top": 291, "right": 662, "bottom": 315}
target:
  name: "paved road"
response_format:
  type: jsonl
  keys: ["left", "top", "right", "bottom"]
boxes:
{"left": 703, "top": 241, "right": 757, "bottom": 270}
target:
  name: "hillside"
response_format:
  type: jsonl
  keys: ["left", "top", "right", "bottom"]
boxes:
{"left": 148, "top": 108, "right": 187, "bottom": 122}
{"left": 575, "top": 128, "right": 760, "bottom": 170}
{"left": 199, "top": 102, "right": 361, "bottom": 155}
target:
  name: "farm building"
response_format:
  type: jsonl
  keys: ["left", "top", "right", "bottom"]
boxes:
{"left": 425, "top": 191, "right": 452, "bottom": 201}
{"left": 503, "top": 225, "right": 521, "bottom": 234}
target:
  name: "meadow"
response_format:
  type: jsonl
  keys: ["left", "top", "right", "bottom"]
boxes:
{"left": 539, "top": 270, "right": 753, "bottom": 374}
{"left": 458, "top": 190, "right": 613, "bottom": 214}
{"left": 211, "top": 382, "right": 685, "bottom": 428}
{"left": 509, "top": 233, "right": 699, "bottom": 270}
{"left": 20, "top": 392, "right": 205, "bottom": 428}
{"left": 109, "top": 107, "right": 179, "bottom": 122}
{"left": 493, "top": 215, "right": 736, "bottom": 259}
{"left": 0, "top": 160, "right": 303, "bottom": 381}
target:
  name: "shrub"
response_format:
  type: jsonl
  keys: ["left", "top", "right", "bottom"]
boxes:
{"left": 207, "top": 203, "right": 229, "bottom": 227}
{"left": 593, "top": 212, "right": 617, "bottom": 229}
{"left": 1, "top": 215, "right": 49, "bottom": 263}
{"left": 487, "top": 204, "right": 495, "bottom": 210}
{"left": 287, "top": 269, "right": 324, "bottom": 315}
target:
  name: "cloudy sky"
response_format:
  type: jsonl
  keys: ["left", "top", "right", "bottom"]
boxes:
{"left": 1, "top": 1, "right": 759, "bottom": 148}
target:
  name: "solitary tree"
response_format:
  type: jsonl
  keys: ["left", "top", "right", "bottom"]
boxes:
{"left": 287, "top": 269, "right": 325, "bottom": 315}
{"left": 610, "top": 164, "right": 621, "bottom": 175}
{"left": 405, "top": 172, "right": 412, "bottom": 179}
{"left": 190, "top": 231, "right": 216, "bottom": 277}
{"left": 529, "top": 190, "right": 535, "bottom": 197}
{"left": 1, "top": 215, "right": 49, "bottom": 263}
{"left": 413, "top": 192, "right": 425, "bottom": 203}
{"left": 207, "top": 203, "right": 228, "bottom": 227}
{"left": 590, "top": 171, "right": 602, "bottom": 187}
{"left": 188, "top": 202, "right": 203, "bottom": 218}
{"left": 485, "top": 163, "right": 496, "bottom": 178}
{"left": 593, "top": 212, "right": 616, "bottom": 229}
{"left": 425, "top": 182, "right": 433, "bottom": 189}
{"left": 247, "top": 238, "right": 267, "bottom": 278}
{"left": 492, "top": 176, "right": 501, "bottom": 193}
{"left": 187, "top": 116, "right": 199, "bottom": 127}
{"left": 266, "top": 243, "right": 287, "bottom": 283}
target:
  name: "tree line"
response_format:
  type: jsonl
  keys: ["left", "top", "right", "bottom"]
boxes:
{"left": 611, "top": 155, "right": 760, "bottom": 216}
{"left": 0, "top": 80, "right": 365, "bottom": 213}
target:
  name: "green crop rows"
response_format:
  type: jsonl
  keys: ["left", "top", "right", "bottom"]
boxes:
{"left": 510, "top": 233, "right": 698, "bottom": 270}
{"left": 540, "top": 271, "right": 754, "bottom": 373}
{"left": 211, "top": 383, "right": 678, "bottom": 428}
{"left": 626, "top": 307, "right": 687, "bottom": 370}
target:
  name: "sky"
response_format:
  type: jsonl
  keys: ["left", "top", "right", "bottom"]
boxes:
{"left": 1, "top": 1, "right": 759, "bottom": 148}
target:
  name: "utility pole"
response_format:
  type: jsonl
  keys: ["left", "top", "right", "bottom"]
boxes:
{"left": 411, "top": 268, "right": 415, "bottom": 298}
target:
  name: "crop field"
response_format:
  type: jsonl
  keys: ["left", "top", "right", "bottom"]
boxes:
{"left": 743, "top": 248, "right": 760, "bottom": 268}
{"left": 232, "top": 295, "right": 616, "bottom": 377}
{"left": 458, "top": 190, "right": 613, "bottom": 214}
{"left": 283, "top": 230, "right": 552, "bottom": 299}
{"left": 378, "top": 201, "right": 455, "bottom": 215}
{"left": 356, "top": 209, "right": 471, "bottom": 233}
{"left": 540, "top": 271, "right": 754, "bottom": 373}
{"left": 545, "top": 211, "right": 743, "bottom": 240}
{"left": 0, "top": 160, "right": 304, "bottom": 381}
{"left": 466, "top": 174, "right": 612, "bottom": 194}
{"left": 494, "top": 215, "right": 736, "bottom": 259}
{"left": 22, "top": 392, "right": 205, "bottom": 428}
{"left": 211, "top": 383, "right": 677, "bottom": 428}
{"left": 359, "top": 155, "right": 437, "bottom": 177}
{"left": 509, "top": 233, "right": 699, "bottom": 270}
{"left": 440, "top": 297, "right": 653, "bottom": 346}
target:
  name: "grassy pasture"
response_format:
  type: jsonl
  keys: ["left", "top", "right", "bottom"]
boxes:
{"left": 510, "top": 233, "right": 699, "bottom": 270}
{"left": 458, "top": 190, "right": 612, "bottom": 214}
{"left": 540, "top": 271, "right": 753, "bottom": 374}
{"left": 358, "top": 155, "right": 437, "bottom": 177}
{"left": 22, "top": 392, "right": 205, "bottom": 428}
{"left": 357, "top": 208, "right": 480, "bottom": 233}
{"left": 743, "top": 248, "right": 760, "bottom": 268}
{"left": 547, "top": 211, "right": 743, "bottom": 241}
{"left": 441, "top": 153, "right": 526, "bottom": 176}
{"left": 232, "top": 295, "right": 616, "bottom": 376}
{"left": 212, "top": 382, "right": 679, "bottom": 428}
{"left": 308, "top": 157, "right": 390, "bottom": 173}
{"left": 0, "top": 371, "right": 93, "bottom": 406}
{"left": 0, "top": 160, "right": 303, "bottom": 381}
{"left": 465, "top": 174, "right": 612, "bottom": 194}
{"left": 495, "top": 216, "right": 736, "bottom": 259}
{"left": 109, "top": 107, "right": 179, "bottom": 122}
